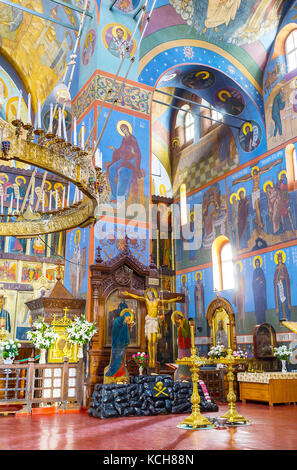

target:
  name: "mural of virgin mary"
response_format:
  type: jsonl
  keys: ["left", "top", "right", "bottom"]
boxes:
{"left": 104, "top": 309, "right": 133, "bottom": 382}
{"left": 105, "top": 120, "right": 145, "bottom": 202}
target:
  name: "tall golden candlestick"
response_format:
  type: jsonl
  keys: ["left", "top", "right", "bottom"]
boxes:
{"left": 215, "top": 349, "right": 251, "bottom": 424}
{"left": 176, "top": 325, "right": 214, "bottom": 429}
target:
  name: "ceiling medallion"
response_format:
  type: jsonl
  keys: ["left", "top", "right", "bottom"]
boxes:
{"left": 0, "top": 116, "right": 110, "bottom": 237}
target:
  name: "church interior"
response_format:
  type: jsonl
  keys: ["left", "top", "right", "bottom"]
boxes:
{"left": 1, "top": 0, "right": 297, "bottom": 454}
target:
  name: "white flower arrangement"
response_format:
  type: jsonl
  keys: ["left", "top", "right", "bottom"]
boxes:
{"left": 0, "top": 339, "right": 21, "bottom": 360}
{"left": 208, "top": 345, "right": 227, "bottom": 359}
{"left": 273, "top": 345, "right": 292, "bottom": 361}
{"left": 27, "top": 318, "right": 58, "bottom": 350}
{"left": 66, "top": 315, "right": 97, "bottom": 346}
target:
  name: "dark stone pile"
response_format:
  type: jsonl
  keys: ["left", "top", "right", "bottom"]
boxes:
{"left": 88, "top": 375, "right": 218, "bottom": 419}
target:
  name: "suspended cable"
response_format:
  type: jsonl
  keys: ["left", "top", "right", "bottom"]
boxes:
{"left": 152, "top": 98, "right": 241, "bottom": 130}
{"left": 93, "top": 0, "right": 157, "bottom": 153}
{"left": 85, "top": 0, "right": 149, "bottom": 151}
{"left": 154, "top": 88, "right": 250, "bottom": 124}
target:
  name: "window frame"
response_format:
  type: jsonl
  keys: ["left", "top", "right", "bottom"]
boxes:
{"left": 212, "top": 236, "right": 234, "bottom": 292}
{"left": 285, "top": 29, "right": 297, "bottom": 73}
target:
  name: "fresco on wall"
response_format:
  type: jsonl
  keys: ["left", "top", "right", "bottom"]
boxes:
{"left": 0, "top": 65, "right": 27, "bottom": 124}
{"left": 176, "top": 268, "right": 213, "bottom": 337}
{"left": 110, "top": 0, "right": 144, "bottom": 14}
{"left": 176, "top": 246, "right": 297, "bottom": 342}
{"left": 97, "top": 108, "right": 150, "bottom": 217}
{"left": 231, "top": 248, "right": 297, "bottom": 334}
{"left": 94, "top": 220, "right": 149, "bottom": 265}
{"left": 64, "top": 227, "right": 89, "bottom": 299}
{"left": 169, "top": 0, "right": 285, "bottom": 46}
{"left": 0, "top": 1, "right": 77, "bottom": 107}
{"left": 262, "top": 1, "right": 297, "bottom": 149}
{"left": 102, "top": 23, "right": 137, "bottom": 60}
{"left": 82, "top": 29, "right": 97, "bottom": 66}
{"left": 175, "top": 179, "right": 227, "bottom": 270}
{"left": 264, "top": 73, "right": 297, "bottom": 149}
{"left": 227, "top": 150, "right": 297, "bottom": 254}
{"left": 173, "top": 124, "right": 238, "bottom": 196}
{"left": 238, "top": 120, "right": 262, "bottom": 153}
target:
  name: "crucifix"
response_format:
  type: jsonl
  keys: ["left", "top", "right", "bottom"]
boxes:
{"left": 120, "top": 287, "right": 183, "bottom": 370}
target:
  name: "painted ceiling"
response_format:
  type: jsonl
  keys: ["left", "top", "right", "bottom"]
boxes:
{"left": 140, "top": 0, "right": 293, "bottom": 84}
{"left": 0, "top": 0, "right": 87, "bottom": 111}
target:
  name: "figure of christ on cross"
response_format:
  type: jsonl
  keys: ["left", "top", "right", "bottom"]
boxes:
{"left": 120, "top": 288, "right": 182, "bottom": 370}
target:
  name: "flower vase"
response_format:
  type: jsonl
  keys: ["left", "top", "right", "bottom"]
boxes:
{"left": 39, "top": 349, "right": 46, "bottom": 364}
{"left": 281, "top": 360, "right": 287, "bottom": 373}
{"left": 78, "top": 345, "right": 84, "bottom": 359}
{"left": 139, "top": 366, "right": 143, "bottom": 376}
{"left": 3, "top": 357, "right": 13, "bottom": 373}
{"left": 3, "top": 357, "right": 13, "bottom": 365}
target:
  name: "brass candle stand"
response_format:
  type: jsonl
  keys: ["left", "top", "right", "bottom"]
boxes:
{"left": 212, "top": 348, "right": 251, "bottom": 424}
{"left": 176, "top": 325, "right": 214, "bottom": 429}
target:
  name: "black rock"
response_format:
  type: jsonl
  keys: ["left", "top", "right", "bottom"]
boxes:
{"left": 154, "top": 400, "right": 165, "bottom": 408}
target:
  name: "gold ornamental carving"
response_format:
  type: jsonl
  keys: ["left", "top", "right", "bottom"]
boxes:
{"left": 47, "top": 308, "right": 78, "bottom": 363}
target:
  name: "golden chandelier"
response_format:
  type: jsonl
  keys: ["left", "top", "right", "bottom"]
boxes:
{"left": 0, "top": 116, "right": 109, "bottom": 237}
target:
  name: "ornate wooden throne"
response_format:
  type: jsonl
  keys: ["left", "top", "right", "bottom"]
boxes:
{"left": 87, "top": 237, "right": 161, "bottom": 398}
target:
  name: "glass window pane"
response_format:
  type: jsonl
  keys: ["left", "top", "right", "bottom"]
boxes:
{"left": 221, "top": 243, "right": 234, "bottom": 290}
{"left": 293, "top": 29, "right": 297, "bottom": 48}
{"left": 286, "top": 33, "right": 294, "bottom": 53}
{"left": 287, "top": 52, "right": 297, "bottom": 72}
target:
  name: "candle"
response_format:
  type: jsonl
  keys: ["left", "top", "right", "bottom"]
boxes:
{"left": 57, "top": 108, "right": 62, "bottom": 138}
{"left": 49, "top": 104, "right": 53, "bottom": 133}
{"left": 17, "top": 90, "right": 22, "bottom": 120}
{"left": 95, "top": 148, "right": 102, "bottom": 168}
{"left": 67, "top": 183, "right": 70, "bottom": 206}
{"left": 27, "top": 93, "right": 31, "bottom": 125}
{"left": 227, "top": 322, "right": 231, "bottom": 349}
{"left": 8, "top": 193, "right": 13, "bottom": 214}
{"left": 37, "top": 99, "right": 41, "bottom": 129}
{"left": 73, "top": 117, "right": 77, "bottom": 146}
{"left": 62, "top": 112, "right": 67, "bottom": 141}
{"left": 81, "top": 122, "right": 85, "bottom": 150}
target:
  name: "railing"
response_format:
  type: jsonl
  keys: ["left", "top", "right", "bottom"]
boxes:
{"left": 0, "top": 357, "right": 84, "bottom": 413}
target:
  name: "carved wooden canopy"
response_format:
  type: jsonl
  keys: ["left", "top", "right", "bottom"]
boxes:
{"left": 25, "top": 279, "right": 86, "bottom": 323}
{"left": 206, "top": 295, "right": 237, "bottom": 350}
{"left": 90, "top": 238, "right": 160, "bottom": 301}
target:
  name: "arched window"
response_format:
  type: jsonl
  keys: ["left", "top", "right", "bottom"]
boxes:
{"left": 184, "top": 106, "right": 194, "bottom": 142}
{"left": 200, "top": 99, "right": 223, "bottom": 136}
{"left": 210, "top": 105, "right": 223, "bottom": 123}
{"left": 285, "top": 29, "right": 297, "bottom": 73}
{"left": 212, "top": 236, "right": 234, "bottom": 291}
{"left": 181, "top": 104, "right": 195, "bottom": 143}
{"left": 221, "top": 242, "right": 234, "bottom": 290}
{"left": 175, "top": 104, "right": 195, "bottom": 146}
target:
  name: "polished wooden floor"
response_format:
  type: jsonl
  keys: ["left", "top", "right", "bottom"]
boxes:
{"left": 0, "top": 402, "right": 297, "bottom": 450}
